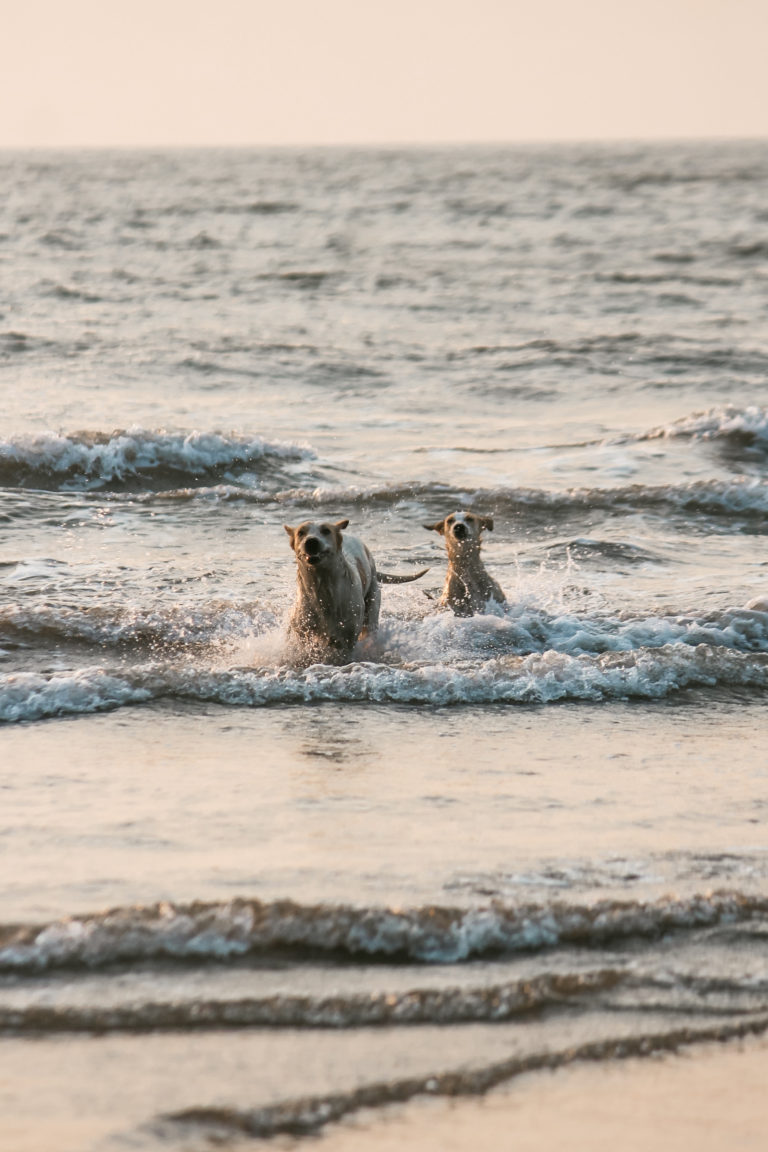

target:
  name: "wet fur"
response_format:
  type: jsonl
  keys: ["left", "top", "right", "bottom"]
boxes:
{"left": 425, "top": 510, "right": 506, "bottom": 616}
{"left": 285, "top": 519, "right": 427, "bottom": 664}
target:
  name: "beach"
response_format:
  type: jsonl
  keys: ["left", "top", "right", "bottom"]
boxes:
{"left": 312, "top": 1035, "right": 768, "bottom": 1152}
{"left": 1, "top": 142, "right": 767, "bottom": 1148}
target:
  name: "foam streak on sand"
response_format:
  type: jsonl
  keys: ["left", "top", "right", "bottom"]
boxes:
{"left": 0, "top": 970, "right": 625, "bottom": 1033}
{"left": 160, "top": 1016, "right": 768, "bottom": 1141}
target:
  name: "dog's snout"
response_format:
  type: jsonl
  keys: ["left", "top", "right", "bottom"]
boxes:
{"left": 304, "top": 536, "right": 321, "bottom": 555}
{"left": 453, "top": 522, "right": 467, "bottom": 539}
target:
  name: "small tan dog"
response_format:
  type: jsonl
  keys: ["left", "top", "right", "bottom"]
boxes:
{"left": 284, "top": 518, "right": 428, "bottom": 664}
{"left": 425, "top": 510, "right": 506, "bottom": 616}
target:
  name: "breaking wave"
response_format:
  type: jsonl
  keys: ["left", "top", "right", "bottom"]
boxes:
{"left": 5, "top": 599, "right": 768, "bottom": 658}
{"left": 1, "top": 636, "right": 768, "bottom": 723}
{"left": 638, "top": 405, "right": 768, "bottom": 448}
{"left": 0, "top": 428, "right": 315, "bottom": 491}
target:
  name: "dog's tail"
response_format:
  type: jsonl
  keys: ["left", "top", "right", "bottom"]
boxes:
{"left": 377, "top": 567, "right": 429, "bottom": 584}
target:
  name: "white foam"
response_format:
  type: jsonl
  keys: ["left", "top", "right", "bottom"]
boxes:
{"left": 0, "top": 668, "right": 152, "bottom": 723}
{"left": 2, "top": 633, "right": 767, "bottom": 725}
{"left": 382, "top": 603, "right": 768, "bottom": 663}
{"left": 640, "top": 405, "right": 768, "bottom": 445}
{"left": 3, "top": 598, "right": 768, "bottom": 724}
{"left": 0, "top": 427, "right": 315, "bottom": 488}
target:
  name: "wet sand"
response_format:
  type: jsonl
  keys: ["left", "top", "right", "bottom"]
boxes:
{"left": 3, "top": 697, "right": 766, "bottom": 923}
{"left": 3, "top": 1022, "right": 767, "bottom": 1151}
{"left": 316, "top": 1033, "right": 768, "bottom": 1152}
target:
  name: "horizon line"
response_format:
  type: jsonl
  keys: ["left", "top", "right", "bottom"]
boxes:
{"left": 1, "top": 132, "right": 767, "bottom": 152}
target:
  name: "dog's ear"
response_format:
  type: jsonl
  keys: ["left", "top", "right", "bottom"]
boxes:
{"left": 332, "top": 518, "right": 349, "bottom": 547}
{"left": 284, "top": 525, "right": 296, "bottom": 550}
{"left": 424, "top": 520, "right": 446, "bottom": 535}
{"left": 479, "top": 516, "right": 494, "bottom": 532}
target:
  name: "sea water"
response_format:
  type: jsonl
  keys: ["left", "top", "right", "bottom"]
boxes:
{"left": 1, "top": 142, "right": 768, "bottom": 1149}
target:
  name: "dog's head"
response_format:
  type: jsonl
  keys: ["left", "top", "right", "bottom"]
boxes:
{"left": 424, "top": 511, "right": 493, "bottom": 555}
{"left": 284, "top": 519, "right": 349, "bottom": 569}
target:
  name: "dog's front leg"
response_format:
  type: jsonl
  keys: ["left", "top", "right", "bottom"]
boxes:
{"left": 361, "top": 576, "right": 381, "bottom": 638}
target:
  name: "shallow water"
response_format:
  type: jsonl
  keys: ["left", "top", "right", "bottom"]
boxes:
{"left": 1, "top": 141, "right": 768, "bottom": 1149}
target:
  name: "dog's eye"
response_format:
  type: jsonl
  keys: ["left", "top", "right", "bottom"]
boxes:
{"left": 297, "top": 527, "right": 307, "bottom": 538}
{"left": 446, "top": 516, "right": 455, "bottom": 524}
{"left": 320, "top": 526, "right": 331, "bottom": 536}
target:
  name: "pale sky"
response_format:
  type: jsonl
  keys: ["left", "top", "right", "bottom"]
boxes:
{"left": 3, "top": 0, "right": 767, "bottom": 147}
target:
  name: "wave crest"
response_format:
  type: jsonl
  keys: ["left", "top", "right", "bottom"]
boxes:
{"left": 138, "top": 477, "right": 768, "bottom": 522}
{"left": 639, "top": 405, "right": 768, "bottom": 447}
{"left": 0, "top": 428, "right": 314, "bottom": 491}
{"left": 2, "top": 636, "right": 768, "bottom": 723}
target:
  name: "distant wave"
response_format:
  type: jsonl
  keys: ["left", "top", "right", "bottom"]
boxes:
{"left": 638, "top": 405, "right": 768, "bottom": 447}
{"left": 595, "top": 271, "right": 736, "bottom": 288}
{"left": 2, "top": 890, "right": 765, "bottom": 971}
{"left": 0, "top": 329, "right": 61, "bottom": 356}
{"left": 244, "top": 199, "right": 298, "bottom": 215}
{"left": 151, "top": 477, "right": 768, "bottom": 529}
{"left": 451, "top": 338, "right": 768, "bottom": 379}
{"left": 3, "top": 422, "right": 766, "bottom": 507}
{"left": 132, "top": 476, "right": 768, "bottom": 521}
{"left": 127, "top": 198, "right": 299, "bottom": 221}
{"left": 37, "top": 279, "right": 103, "bottom": 304}
{"left": 0, "top": 428, "right": 315, "bottom": 491}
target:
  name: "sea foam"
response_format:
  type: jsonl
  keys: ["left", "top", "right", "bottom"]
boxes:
{"left": 0, "top": 428, "right": 314, "bottom": 491}
{"left": 2, "top": 637, "right": 767, "bottom": 724}
{"left": 639, "top": 405, "right": 768, "bottom": 446}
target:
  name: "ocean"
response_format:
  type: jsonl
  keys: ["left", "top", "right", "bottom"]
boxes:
{"left": 1, "top": 141, "right": 768, "bottom": 1149}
